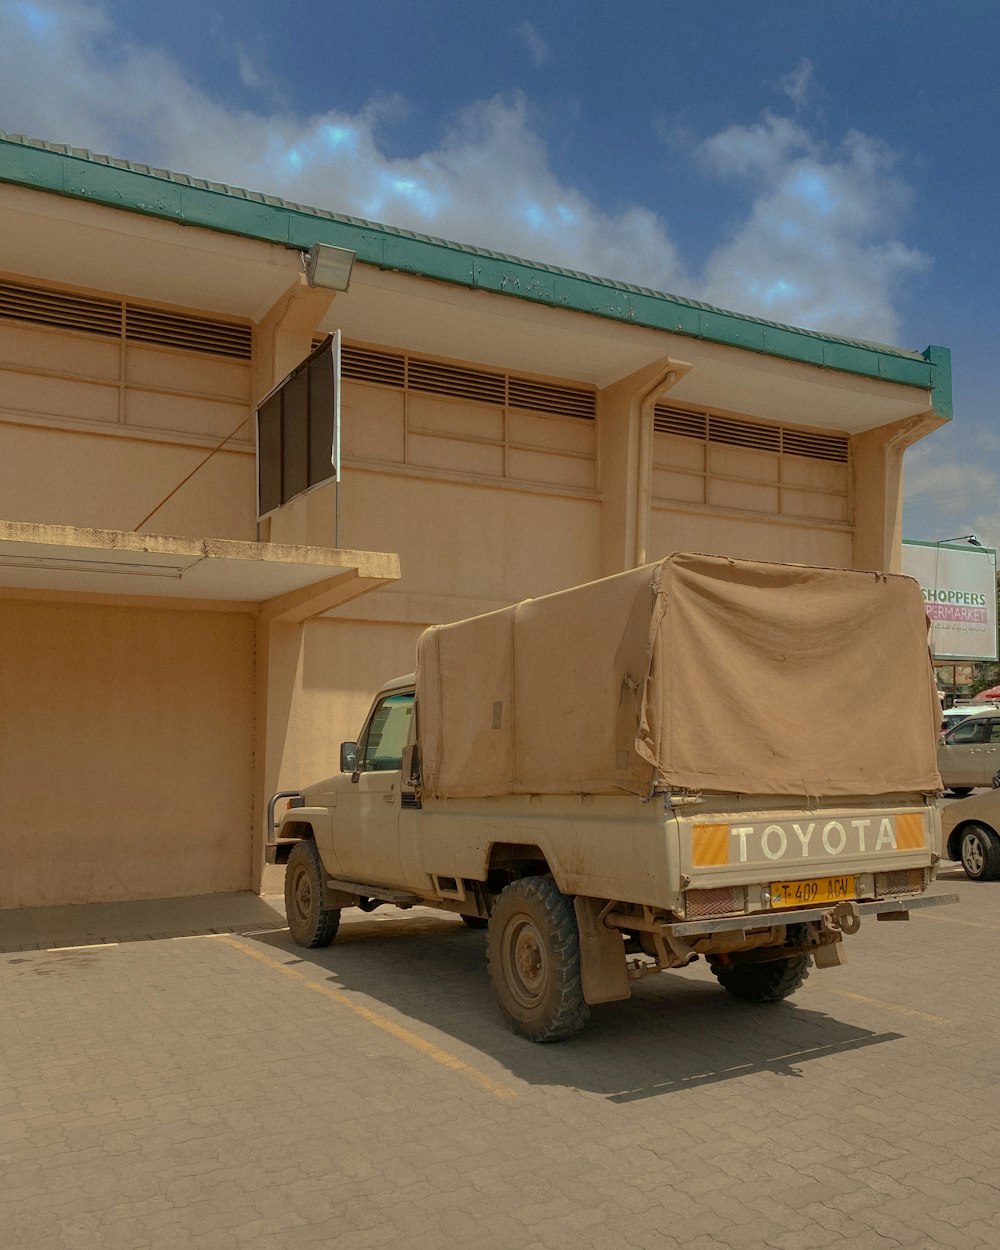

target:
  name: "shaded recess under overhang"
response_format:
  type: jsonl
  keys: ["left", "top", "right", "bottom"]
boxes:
{"left": 0, "top": 521, "right": 399, "bottom": 622}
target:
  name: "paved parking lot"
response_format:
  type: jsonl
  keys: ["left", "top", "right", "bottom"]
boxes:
{"left": 1, "top": 865, "right": 998, "bottom": 1250}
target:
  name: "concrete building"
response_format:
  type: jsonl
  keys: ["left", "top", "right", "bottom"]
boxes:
{"left": 0, "top": 130, "right": 952, "bottom": 910}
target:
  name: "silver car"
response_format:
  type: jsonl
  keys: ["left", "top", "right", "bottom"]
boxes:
{"left": 937, "top": 708, "right": 1000, "bottom": 796}
{"left": 940, "top": 790, "right": 1000, "bottom": 880}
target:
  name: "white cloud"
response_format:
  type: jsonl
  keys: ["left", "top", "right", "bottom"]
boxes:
{"left": 0, "top": 2, "right": 926, "bottom": 345}
{"left": 780, "top": 58, "right": 817, "bottom": 112}
{"left": 512, "top": 20, "right": 549, "bottom": 69}
{"left": 698, "top": 116, "right": 928, "bottom": 343}
{"left": 904, "top": 436, "right": 1000, "bottom": 550}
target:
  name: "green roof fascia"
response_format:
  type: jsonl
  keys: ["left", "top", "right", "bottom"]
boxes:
{"left": 0, "top": 133, "right": 952, "bottom": 417}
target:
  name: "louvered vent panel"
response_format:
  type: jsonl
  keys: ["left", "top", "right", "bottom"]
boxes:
{"left": 342, "top": 345, "right": 405, "bottom": 388}
{"left": 125, "top": 307, "right": 251, "bottom": 359}
{"left": 782, "top": 429, "right": 849, "bottom": 463}
{"left": 709, "top": 416, "right": 781, "bottom": 452}
{"left": 654, "top": 406, "right": 707, "bottom": 440}
{"left": 407, "top": 358, "right": 506, "bottom": 406}
{"left": 0, "top": 280, "right": 121, "bottom": 337}
{"left": 509, "top": 378, "right": 595, "bottom": 419}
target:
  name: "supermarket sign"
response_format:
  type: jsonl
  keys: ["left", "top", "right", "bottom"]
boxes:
{"left": 901, "top": 540, "right": 998, "bottom": 661}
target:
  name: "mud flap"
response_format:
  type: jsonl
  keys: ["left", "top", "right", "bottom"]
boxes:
{"left": 574, "top": 897, "right": 631, "bottom": 1004}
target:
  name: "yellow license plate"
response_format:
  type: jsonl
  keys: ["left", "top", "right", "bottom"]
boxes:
{"left": 770, "top": 876, "right": 856, "bottom": 908}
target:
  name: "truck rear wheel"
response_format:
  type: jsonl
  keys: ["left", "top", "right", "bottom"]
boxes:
{"left": 487, "top": 875, "right": 589, "bottom": 1042}
{"left": 284, "top": 841, "right": 341, "bottom": 948}
{"left": 708, "top": 953, "right": 810, "bottom": 1003}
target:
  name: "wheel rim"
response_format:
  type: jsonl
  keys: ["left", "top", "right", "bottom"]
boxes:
{"left": 962, "top": 831, "right": 985, "bottom": 876}
{"left": 501, "top": 913, "right": 548, "bottom": 1009}
{"left": 288, "top": 864, "right": 313, "bottom": 924}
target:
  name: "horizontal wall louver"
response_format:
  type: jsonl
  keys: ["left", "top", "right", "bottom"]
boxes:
{"left": 0, "top": 279, "right": 251, "bottom": 359}
{"left": 407, "top": 357, "right": 506, "bottom": 406}
{"left": 341, "top": 344, "right": 405, "bottom": 388}
{"left": 781, "top": 429, "right": 849, "bottom": 463}
{"left": 0, "top": 279, "right": 121, "bottom": 337}
{"left": 342, "top": 344, "right": 595, "bottom": 419}
{"left": 655, "top": 403, "right": 848, "bottom": 463}
{"left": 509, "top": 377, "right": 595, "bottom": 419}
{"left": 710, "top": 416, "right": 781, "bottom": 453}
{"left": 125, "top": 307, "right": 251, "bottom": 359}
{"left": 654, "top": 406, "right": 707, "bottom": 440}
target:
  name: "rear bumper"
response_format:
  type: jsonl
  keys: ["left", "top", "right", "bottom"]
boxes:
{"left": 665, "top": 891, "right": 959, "bottom": 938}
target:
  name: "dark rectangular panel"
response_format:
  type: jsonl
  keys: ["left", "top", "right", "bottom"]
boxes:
{"left": 308, "top": 346, "right": 335, "bottom": 488}
{"left": 256, "top": 334, "right": 338, "bottom": 518}
{"left": 256, "top": 393, "right": 283, "bottom": 517}
{"left": 281, "top": 368, "right": 309, "bottom": 504}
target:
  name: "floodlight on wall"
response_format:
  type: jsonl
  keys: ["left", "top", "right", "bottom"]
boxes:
{"left": 935, "top": 534, "right": 983, "bottom": 546}
{"left": 305, "top": 243, "right": 355, "bottom": 291}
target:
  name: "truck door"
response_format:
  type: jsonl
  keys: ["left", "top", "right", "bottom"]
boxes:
{"left": 336, "top": 691, "right": 414, "bottom": 888}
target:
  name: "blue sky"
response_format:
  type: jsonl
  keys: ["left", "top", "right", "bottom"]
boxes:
{"left": 1, "top": 0, "right": 997, "bottom": 547}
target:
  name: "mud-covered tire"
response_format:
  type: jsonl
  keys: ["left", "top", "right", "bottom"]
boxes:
{"left": 487, "top": 876, "right": 590, "bottom": 1042}
{"left": 959, "top": 823, "right": 1000, "bottom": 881}
{"left": 284, "top": 841, "right": 341, "bottom": 948}
{"left": 460, "top": 914, "right": 489, "bottom": 930}
{"left": 709, "top": 953, "right": 811, "bottom": 1003}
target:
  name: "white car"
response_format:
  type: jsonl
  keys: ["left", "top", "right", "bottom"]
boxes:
{"left": 940, "top": 789, "right": 1000, "bottom": 880}
{"left": 940, "top": 699, "right": 1000, "bottom": 735}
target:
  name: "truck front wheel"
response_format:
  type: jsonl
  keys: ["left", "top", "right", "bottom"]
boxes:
{"left": 284, "top": 841, "right": 341, "bottom": 948}
{"left": 708, "top": 953, "right": 810, "bottom": 1003}
{"left": 487, "top": 875, "right": 589, "bottom": 1042}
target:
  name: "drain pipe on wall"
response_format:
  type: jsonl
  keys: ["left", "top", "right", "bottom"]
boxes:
{"left": 634, "top": 365, "right": 680, "bottom": 569}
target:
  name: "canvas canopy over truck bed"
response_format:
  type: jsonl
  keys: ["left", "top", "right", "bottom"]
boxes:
{"left": 416, "top": 552, "right": 942, "bottom": 800}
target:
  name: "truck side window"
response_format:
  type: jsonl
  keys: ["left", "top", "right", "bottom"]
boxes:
{"left": 948, "top": 719, "right": 989, "bottom": 744}
{"left": 360, "top": 693, "right": 414, "bottom": 772}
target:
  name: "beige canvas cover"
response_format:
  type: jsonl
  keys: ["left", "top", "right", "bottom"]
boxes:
{"left": 415, "top": 553, "right": 943, "bottom": 799}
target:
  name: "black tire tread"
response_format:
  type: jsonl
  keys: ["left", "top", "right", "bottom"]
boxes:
{"left": 284, "top": 841, "right": 341, "bottom": 948}
{"left": 710, "top": 953, "right": 811, "bottom": 1003}
{"left": 487, "top": 875, "right": 589, "bottom": 1042}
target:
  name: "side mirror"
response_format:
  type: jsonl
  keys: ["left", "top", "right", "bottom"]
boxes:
{"left": 402, "top": 742, "right": 421, "bottom": 786}
{"left": 340, "top": 741, "right": 358, "bottom": 774}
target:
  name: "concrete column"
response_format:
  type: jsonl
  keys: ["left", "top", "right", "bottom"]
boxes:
{"left": 253, "top": 279, "right": 337, "bottom": 547}
{"left": 597, "top": 357, "right": 690, "bottom": 576}
{"left": 852, "top": 410, "right": 945, "bottom": 572}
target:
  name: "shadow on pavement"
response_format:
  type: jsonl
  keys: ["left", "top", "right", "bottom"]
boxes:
{"left": 248, "top": 908, "right": 903, "bottom": 1103}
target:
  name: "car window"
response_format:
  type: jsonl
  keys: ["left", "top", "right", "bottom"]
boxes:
{"left": 360, "top": 693, "right": 414, "bottom": 772}
{"left": 947, "top": 719, "right": 990, "bottom": 744}
{"left": 989, "top": 722, "right": 1000, "bottom": 743}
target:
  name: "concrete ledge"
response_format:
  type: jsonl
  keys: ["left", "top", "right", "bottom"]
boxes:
{"left": 0, "top": 519, "right": 400, "bottom": 614}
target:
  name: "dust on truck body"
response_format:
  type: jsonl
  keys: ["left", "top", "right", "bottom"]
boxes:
{"left": 268, "top": 552, "right": 956, "bottom": 1041}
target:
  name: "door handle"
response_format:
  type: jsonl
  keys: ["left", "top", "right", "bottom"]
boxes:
{"left": 382, "top": 793, "right": 395, "bottom": 804}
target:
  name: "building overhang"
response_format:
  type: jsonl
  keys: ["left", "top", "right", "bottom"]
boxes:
{"left": 0, "top": 521, "right": 399, "bottom": 621}
{"left": 0, "top": 154, "right": 950, "bottom": 437}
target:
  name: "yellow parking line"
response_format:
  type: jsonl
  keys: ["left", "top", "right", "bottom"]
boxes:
{"left": 826, "top": 989, "right": 949, "bottom": 1024}
{"left": 45, "top": 942, "right": 119, "bottom": 952}
{"left": 211, "top": 934, "right": 517, "bottom": 1102}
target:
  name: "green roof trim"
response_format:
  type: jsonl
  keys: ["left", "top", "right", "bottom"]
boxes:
{"left": 0, "top": 131, "right": 951, "bottom": 415}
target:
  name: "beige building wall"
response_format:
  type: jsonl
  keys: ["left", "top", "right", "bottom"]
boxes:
{"left": 0, "top": 596, "right": 254, "bottom": 908}
{"left": 0, "top": 257, "right": 942, "bottom": 906}
{"left": 0, "top": 282, "right": 256, "bottom": 539}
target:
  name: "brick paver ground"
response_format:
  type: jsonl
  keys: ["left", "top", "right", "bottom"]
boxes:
{"left": 0, "top": 864, "right": 996, "bottom": 1250}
